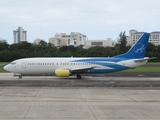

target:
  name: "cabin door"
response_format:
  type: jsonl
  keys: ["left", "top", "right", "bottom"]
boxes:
{"left": 22, "top": 60, "right": 27, "bottom": 69}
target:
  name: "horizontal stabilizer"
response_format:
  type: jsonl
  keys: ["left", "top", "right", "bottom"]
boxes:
{"left": 134, "top": 57, "right": 156, "bottom": 62}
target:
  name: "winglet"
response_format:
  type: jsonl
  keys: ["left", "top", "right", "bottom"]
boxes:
{"left": 114, "top": 33, "right": 150, "bottom": 59}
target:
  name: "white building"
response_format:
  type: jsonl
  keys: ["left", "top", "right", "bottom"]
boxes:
{"left": 13, "top": 27, "right": 27, "bottom": 43}
{"left": 127, "top": 29, "right": 160, "bottom": 46}
{"left": 49, "top": 32, "right": 86, "bottom": 47}
{"left": 150, "top": 31, "right": 160, "bottom": 46}
{"left": 84, "top": 38, "right": 116, "bottom": 48}
{"left": 33, "top": 38, "right": 45, "bottom": 45}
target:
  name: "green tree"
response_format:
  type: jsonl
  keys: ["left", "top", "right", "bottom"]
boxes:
{"left": 47, "top": 43, "right": 57, "bottom": 57}
{"left": 39, "top": 40, "right": 48, "bottom": 47}
{"left": 117, "top": 31, "right": 127, "bottom": 53}
{"left": 0, "top": 42, "right": 9, "bottom": 51}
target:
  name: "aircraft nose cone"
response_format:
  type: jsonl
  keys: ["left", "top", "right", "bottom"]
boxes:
{"left": 3, "top": 65, "right": 9, "bottom": 71}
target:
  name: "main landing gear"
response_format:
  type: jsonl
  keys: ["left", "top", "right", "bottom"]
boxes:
{"left": 76, "top": 74, "right": 81, "bottom": 79}
{"left": 19, "top": 75, "right": 22, "bottom": 79}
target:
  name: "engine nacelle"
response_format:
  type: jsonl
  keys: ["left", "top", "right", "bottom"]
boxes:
{"left": 55, "top": 69, "right": 70, "bottom": 77}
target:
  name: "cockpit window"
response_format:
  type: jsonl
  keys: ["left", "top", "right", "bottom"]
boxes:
{"left": 11, "top": 62, "right": 16, "bottom": 65}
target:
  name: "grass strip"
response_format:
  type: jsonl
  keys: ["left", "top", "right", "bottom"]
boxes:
{"left": 123, "top": 66, "right": 160, "bottom": 72}
{"left": 0, "top": 66, "right": 8, "bottom": 72}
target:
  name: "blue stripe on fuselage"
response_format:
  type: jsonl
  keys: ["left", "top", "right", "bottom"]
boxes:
{"left": 72, "top": 58, "right": 129, "bottom": 62}
{"left": 72, "top": 58, "right": 130, "bottom": 74}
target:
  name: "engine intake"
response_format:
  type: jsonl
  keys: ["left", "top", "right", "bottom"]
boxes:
{"left": 55, "top": 69, "right": 70, "bottom": 77}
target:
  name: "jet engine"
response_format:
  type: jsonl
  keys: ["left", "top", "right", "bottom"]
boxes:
{"left": 55, "top": 69, "right": 70, "bottom": 77}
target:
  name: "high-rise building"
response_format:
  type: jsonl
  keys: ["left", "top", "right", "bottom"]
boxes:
{"left": 13, "top": 27, "right": 27, "bottom": 43}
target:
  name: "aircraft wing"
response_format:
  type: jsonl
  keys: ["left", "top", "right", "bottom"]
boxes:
{"left": 69, "top": 66, "right": 96, "bottom": 73}
{"left": 134, "top": 57, "right": 156, "bottom": 62}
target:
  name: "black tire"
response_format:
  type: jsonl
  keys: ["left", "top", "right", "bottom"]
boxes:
{"left": 77, "top": 74, "right": 81, "bottom": 79}
{"left": 19, "top": 76, "right": 22, "bottom": 79}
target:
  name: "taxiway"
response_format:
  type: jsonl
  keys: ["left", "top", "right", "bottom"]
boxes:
{"left": 0, "top": 73, "right": 160, "bottom": 120}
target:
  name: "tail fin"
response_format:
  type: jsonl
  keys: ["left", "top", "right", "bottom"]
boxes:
{"left": 114, "top": 33, "right": 150, "bottom": 59}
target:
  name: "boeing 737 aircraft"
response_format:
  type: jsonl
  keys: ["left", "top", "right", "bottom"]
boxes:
{"left": 4, "top": 33, "right": 153, "bottom": 79}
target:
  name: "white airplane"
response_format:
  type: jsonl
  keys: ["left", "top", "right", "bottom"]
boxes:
{"left": 4, "top": 33, "right": 153, "bottom": 79}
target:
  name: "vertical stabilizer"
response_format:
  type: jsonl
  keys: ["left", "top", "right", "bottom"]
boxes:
{"left": 114, "top": 33, "right": 150, "bottom": 59}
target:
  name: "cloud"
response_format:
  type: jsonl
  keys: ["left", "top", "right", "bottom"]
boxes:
{"left": 0, "top": 0, "right": 160, "bottom": 43}
{"left": 1, "top": 0, "right": 159, "bottom": 27}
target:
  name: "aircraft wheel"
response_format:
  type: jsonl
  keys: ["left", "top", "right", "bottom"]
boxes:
{"left": 19, "top": 76, "right": 22, "bottom": 79}
{"left": 77, "top": 74, "right": 81, "bottom": 79}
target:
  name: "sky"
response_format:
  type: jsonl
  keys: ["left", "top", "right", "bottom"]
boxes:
{"left": 0, "top": 0, "right": 160, "bottom": 44}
